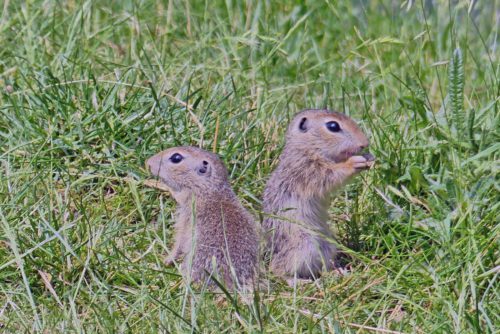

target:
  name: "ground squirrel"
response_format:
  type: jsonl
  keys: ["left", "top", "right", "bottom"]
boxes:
{"left": 146, "top": 146, "right": 259, "bottom": 290}
{"left": 263, "top": 109, "right": 375, "bottom": 280}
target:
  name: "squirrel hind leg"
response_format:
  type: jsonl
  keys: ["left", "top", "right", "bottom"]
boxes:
{"left": 270, "top": 236, "right": 337, "bottom": 279}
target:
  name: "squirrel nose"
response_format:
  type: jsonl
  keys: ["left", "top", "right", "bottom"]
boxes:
{"left": 359, "top": 140, "right": 369, "bottom": 150}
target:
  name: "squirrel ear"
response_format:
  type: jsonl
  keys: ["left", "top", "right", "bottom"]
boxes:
{"left": 146, "top": 154, "right": 163, "bottom": 177}
{"left": 197, "top": 160, "right": 211, "bottom": 176}
{"left": 298, "top": 117, "right": 309, "bottom": 132}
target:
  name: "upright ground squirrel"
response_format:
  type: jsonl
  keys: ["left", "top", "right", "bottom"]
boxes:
{"left": 147, "top": 146, "right": 259, "bottom": 290}
{"left": 263, "top": 109, "right": 374, "bottom": 280}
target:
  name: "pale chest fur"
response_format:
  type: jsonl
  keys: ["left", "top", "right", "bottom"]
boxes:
{"left": 268, "top": 189, "right": 334, "bottom": 234}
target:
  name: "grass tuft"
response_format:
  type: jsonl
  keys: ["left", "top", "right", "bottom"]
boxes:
{"left": 448, "top": 47, "right": 465, "bottom": 137}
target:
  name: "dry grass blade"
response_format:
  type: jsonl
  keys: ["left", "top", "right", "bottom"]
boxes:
{"left": 143, "top": 179, "right": 172, "bottom": 193}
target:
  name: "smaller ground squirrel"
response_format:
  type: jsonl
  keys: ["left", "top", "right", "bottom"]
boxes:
{"left": 263, "top": 109, "right": 375, "bottom": 280}
{"left": 146, "top": 146, "right": 259, "bottom": 290}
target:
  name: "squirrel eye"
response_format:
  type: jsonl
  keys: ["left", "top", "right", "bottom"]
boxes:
{"left": 326, "top": 121, "right": 341, "bottom": 132}
{"left": 169, "top": 153, "right": 183, "bottom": 164}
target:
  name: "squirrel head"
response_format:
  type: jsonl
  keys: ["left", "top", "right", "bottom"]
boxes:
{"left": 285, "top": 109, "right": 369, "bottom": 163}
{"left": 146, "top": 146, "right": 229, "bottom": 195}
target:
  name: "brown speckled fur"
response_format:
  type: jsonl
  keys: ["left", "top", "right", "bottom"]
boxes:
{"left": 146, "top": 146, "right": 259, "bottom": 290}
{"left": 263, "top": 109, "right": 373, "bottom": 279}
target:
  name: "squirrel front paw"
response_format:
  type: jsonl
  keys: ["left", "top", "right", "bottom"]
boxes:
{"left": 165, "top": 252, "right": 185, "bottom": 266}
{"left": 346, "top": 154, "right": 375, "bottom": 171}
{"left": 164, "top": 255, "right": 178, "bottom": 266}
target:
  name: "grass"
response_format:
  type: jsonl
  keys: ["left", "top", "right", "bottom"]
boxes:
{"left": 0, "top": 0, "right": 498, "bottom": 332}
